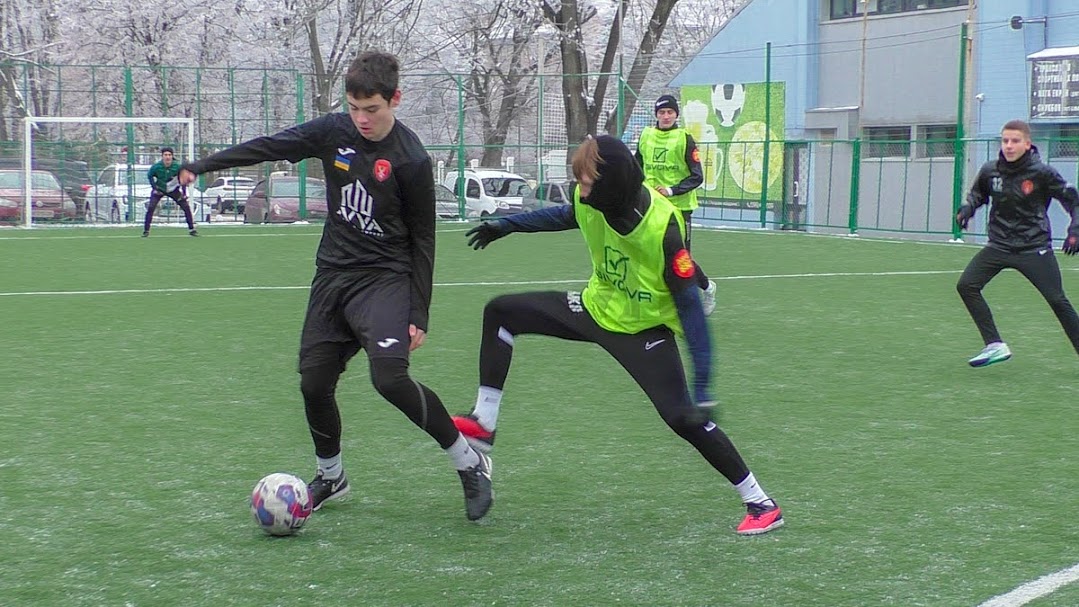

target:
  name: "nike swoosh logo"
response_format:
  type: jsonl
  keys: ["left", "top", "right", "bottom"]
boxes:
{"left": 377, "top": 338, "right": 399, "bottom": 348}
{"left": 644, "top": 339, "right": 666, "bottom": 350}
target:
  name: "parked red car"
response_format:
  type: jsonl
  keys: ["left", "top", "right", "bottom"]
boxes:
{"left": 243, "top": 175, "right": 327, "bottom": 223}
{"left": 0, "top": 196, "right": 20, "bottom": 223}
{"left": 0, "top": 169, "right": 77, "bottom": 223}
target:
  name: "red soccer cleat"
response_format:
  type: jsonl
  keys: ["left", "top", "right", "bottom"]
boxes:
{"left": 737, "top": 500, "right": 784, "bottom": 535}
{"left": 452, "top": 413, "right": 496, "bottom": 454}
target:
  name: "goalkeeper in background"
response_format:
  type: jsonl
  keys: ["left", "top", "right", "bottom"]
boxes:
{"left": 452, "top": 135, "right": 783, "bottom": 535}
{"left": 143, "top": 147, "right": 198, "bottom": 237}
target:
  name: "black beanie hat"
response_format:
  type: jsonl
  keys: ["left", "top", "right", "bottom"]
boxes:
{"left": 654, "top": 94, "right": 679, "bottom": 116}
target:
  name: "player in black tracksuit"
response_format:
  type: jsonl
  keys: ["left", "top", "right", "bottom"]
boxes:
{"left": 178, "top": 51, "right": 493, "bottom": 521}
{"left": 955, "top": 119, "right": 1079, "bottom": 367}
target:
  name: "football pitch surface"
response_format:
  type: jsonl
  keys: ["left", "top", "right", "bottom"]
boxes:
{"left": 1, "top": 224, "right": 1077, "bottom": 606}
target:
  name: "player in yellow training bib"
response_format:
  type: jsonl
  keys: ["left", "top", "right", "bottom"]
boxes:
{"left": 451, "top": 135, "right": 784, "bottom": 536}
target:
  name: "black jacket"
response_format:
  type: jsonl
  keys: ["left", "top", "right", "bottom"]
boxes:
{"left": 965, "top": 146, "right": 1079, "bottom": 253}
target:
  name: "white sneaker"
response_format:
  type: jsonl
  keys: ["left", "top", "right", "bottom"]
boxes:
{"left": 701, "top": 280, "right": 717, "bottom": 316}
{"left": 968, "top": 342, "right": 1011, "bottom": 367}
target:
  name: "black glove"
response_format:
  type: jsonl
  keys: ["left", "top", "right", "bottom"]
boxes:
{"left": 1063, "top": 231, "right": 1079, "bottom": 256}
{"left": 466, "top": 220, "right": 510, "bottom": 250}
{"left": 955, "top": 204, "right": 974, "bottom": 230}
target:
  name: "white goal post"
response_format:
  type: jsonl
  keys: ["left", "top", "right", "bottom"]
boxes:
{"left": 20, "top": 116, "right": 195, "bottom": 228}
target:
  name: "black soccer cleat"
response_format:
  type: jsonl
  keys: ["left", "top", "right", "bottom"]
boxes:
{"left": 457, "top": 452, "right": 493, "bottom": 521}
{"left": 141, "top": 231, "right": 149, "bottom": 237}
{"left": 189, "top": 229, "right": 199, "bottom": 237}
{"left": 307, "top": 470, "right": 350, "bottom": 511}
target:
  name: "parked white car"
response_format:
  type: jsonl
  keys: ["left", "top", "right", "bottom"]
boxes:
{"left": 200, "top": 175, "right": 256, "bottom": 213}
{"left": 442, "top": 169, "right": 531, "bottom": 218}
{"left": 85, "top": 163, "right": 204, "bottom": 223}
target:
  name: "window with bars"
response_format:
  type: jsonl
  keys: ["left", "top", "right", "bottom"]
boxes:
{"left": 829, "top": 0, "right": 966, "bottom": 20}
{"left": 920, "top": 124, "right": 957, "bottom": 158}
{"left": 1049, "top": 124, "right": 1079, "bottom": 158}
{"left": 863, "top": 126, "right": 912, "bottom": 158}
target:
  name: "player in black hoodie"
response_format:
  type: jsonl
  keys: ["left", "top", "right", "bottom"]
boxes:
{"left": 955, "top": 119, "right": 1079, "bottom": 367}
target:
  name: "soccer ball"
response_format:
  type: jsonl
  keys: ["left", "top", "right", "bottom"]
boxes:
{"left": 250, "top": 472, "right": 313, "bottom": 536}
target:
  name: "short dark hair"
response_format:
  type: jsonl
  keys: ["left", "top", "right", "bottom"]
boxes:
{"left": 1002, "top": 119, "right": 1031, "bottom": 139}
{"left": 344, "top": 51, "right": 400, "bottom": 102}
{"left": 161, "top": 147, "right": 174, "bottom": 154}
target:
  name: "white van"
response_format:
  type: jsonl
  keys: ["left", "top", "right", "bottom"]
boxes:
{"left": 441, "top": 169, "right": 531, "bottom": 218}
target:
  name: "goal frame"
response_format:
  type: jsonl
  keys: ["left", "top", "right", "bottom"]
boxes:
{"left": 20, "top": 116, "right": 195, "bottom": 228}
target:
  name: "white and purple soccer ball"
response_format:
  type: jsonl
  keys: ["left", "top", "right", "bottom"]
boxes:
{"left": 250, "top": 472, "right": 312, "bottom": 536}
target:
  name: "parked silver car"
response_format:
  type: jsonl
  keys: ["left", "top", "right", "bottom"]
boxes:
{"left": 200, "top": 175, "right": 256, "bottom": 213}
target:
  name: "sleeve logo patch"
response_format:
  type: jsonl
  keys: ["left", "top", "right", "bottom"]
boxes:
{"left": 691, "top": 148, "right": 700, "bottom": 163}
{"left": 673, "top": 248, "right": 695, "bottom": 278}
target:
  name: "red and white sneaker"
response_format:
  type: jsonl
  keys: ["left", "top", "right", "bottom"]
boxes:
{"left": 736, "top": 500, "right": 784, "bottom": 535}
{"left": 452, "top": 413, "right": 496, "bottom": 454}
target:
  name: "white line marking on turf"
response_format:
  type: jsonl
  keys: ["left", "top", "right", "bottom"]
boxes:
{"left": 0, "top": 280, "right": 587, "bottom": 297}
{"left": 977, "top": 563, "right": 1079, "bottom": 607}
{"left": 0, "top": 270, "right": 965, "bottom": 298}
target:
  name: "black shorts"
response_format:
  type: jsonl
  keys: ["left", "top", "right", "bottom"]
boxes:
{"left": 298, "top": 268, "right": 412, "bottom": 372}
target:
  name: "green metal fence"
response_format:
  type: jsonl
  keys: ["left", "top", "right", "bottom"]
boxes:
{"left": 4, "top": 62, "right": 1079, "bottom": 239}
{"left": 692, "top": 136, "right": 1079, "bottom": 243}
{"left": 0, "top": 61, "right": 640, "bottom": 224}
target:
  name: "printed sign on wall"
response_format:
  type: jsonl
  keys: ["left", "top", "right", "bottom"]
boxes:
{"left": 680, "top": 82, "right": 785, "bottom": 203}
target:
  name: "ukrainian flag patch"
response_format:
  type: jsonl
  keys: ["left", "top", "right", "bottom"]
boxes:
{"left": 334, "top": 155, "right": 350, "bottom": 171}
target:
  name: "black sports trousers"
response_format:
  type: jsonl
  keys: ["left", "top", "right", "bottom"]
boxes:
{"left": 957, "top": 245, "right": 1079, "bottom": 354}
{"left": 479, "top": 290, "right": 750, "bottom": 483}
{"left": 143, "top": 188, "right": 194, "bottom": 232}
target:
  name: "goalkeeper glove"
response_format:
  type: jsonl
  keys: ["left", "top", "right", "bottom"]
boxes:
{"left": 466, "top": 220, "right": 511, "bottom": 250}
{"left": 1063, "top": 230, "right": 1079, "bottom": 256}
{"left": 955, "top": 204, "right": 974, "bottom": 230}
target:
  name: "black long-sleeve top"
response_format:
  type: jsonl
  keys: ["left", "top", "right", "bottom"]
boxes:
{"left": 182, "top": 114, "right": 437, "bottom": 330}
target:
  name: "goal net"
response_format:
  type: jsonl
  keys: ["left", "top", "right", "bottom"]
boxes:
{"left": 13, "top": 116, "right": 196, "bottom": 228}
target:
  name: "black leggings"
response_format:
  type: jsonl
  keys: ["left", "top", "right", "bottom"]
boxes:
{"left": 479, "top": 291, "right": 751, "bottom": 484}
{"left": 956, "top": 246, "right": 1079, "bottom": 354}
{"left": 300, "top": 355, "right": 459, "bottom": 458}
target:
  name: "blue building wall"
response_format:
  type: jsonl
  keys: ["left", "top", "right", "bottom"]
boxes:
{"left": 666, "top": 0, "right": 1079, "bottom": 237}
{"left": 669, "top": 0, "right": 817, "bottom": 137}
{"left": 973, "top": 0, "right": 1079, "bottom": 242}
{"left": 974, "top": 0, "right": 1079, "bottom": 136}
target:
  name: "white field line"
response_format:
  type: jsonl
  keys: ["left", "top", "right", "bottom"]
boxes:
{"left": 977, "top": 563, "right": 1079, "bottom": 607}
{"left": 0, "top": 269, "right": 969, "bottom": 298}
